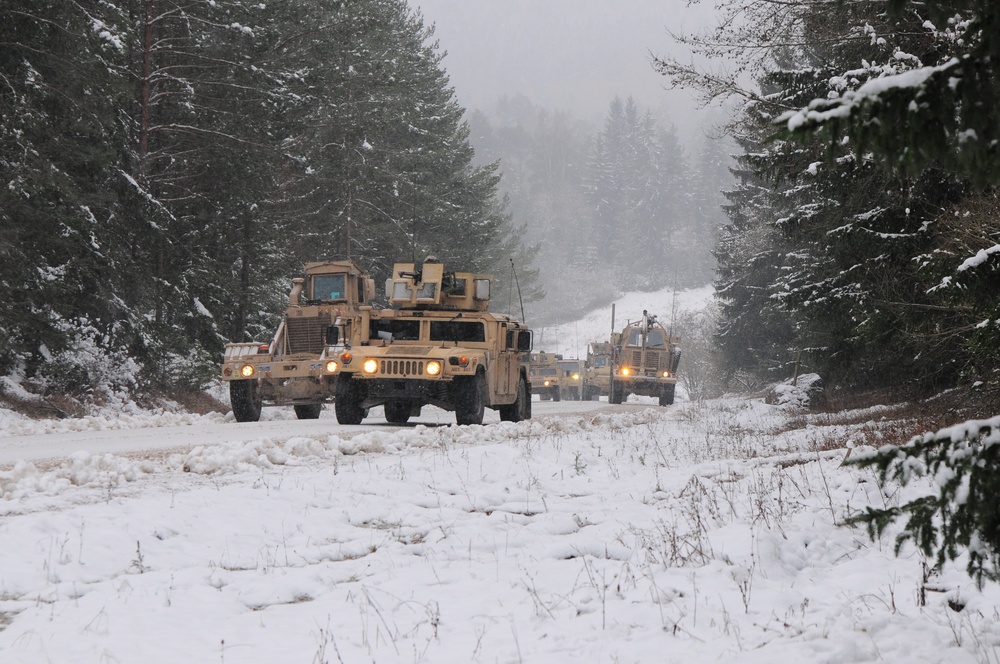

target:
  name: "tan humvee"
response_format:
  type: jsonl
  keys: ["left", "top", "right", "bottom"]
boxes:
{"left": 332, "top": 259, "right": 533, "bottom": 426}
{"left": 556, "top": 358, "right": 586, "bottom": 400}
{"left": 609, "top": 310, "right": 681, "bottom": 406}
{"left": 526, "top": 352, "right": 562, "bottom": 401}
{"left": 584, "top": 341, "right": 613, "bottom": 400}
{"left": 220, "top": 260, "right": 376, "bottom": 422}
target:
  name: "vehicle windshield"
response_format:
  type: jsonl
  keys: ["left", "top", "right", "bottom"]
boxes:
{"left": 538, "top": 367, "right": 559, "bottom": 376}
{"left": 429, "top": 321, "right": 485, "bottom": 343}
{"left": 558, "top": 362, "right": 579, "bottom": 372}
{"left": 369, "top": 318, "right": 421, "bottom": 341}
{"left": 312, "top": 274, "right": 346, "bottom": 301}
{"left": 592, "top": 357, "right": 608, "bottom": 367}
{"left": 626, "top": 329, "right": 666, "bottom": 348}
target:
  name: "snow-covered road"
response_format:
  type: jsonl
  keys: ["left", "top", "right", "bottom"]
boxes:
{"left": 0, "top": 398, "right": 617, "bottom": 466}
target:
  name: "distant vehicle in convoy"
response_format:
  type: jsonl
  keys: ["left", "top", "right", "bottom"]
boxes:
{"left": 220, "top": 260, "right": 375, "bottom": 422}
{"left": 526, "top": 352, "right": 562, "bottom": 401}
{"left": 332, "top": 258, "right": 533, "bottom": 426}
{"left": 584, "top": 341, "right": 613, "bottom": 400}
{"left": 556, "top": 358, "right": 586, "bottom": 400}
{"left": 610, "top": 310, "right": 681, "bottom": 406}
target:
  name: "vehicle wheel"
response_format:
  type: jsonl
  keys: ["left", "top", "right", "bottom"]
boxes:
{"left": 574, "top": 388, "right": 581, "bottom": 401}
{"left": 294, "top": 403, "right": 322, "bottom": 419}
{"left": 540, "top": 393, "right": 550, "bottom": 401}
{"left": 455, "top": 372, "right": 486, "bottom": 425}
{"left": 230, "top": 380, "right": 262, "bottom": 422}
{"left": 609, "top": 382, "right": 624, "bottom": 405}
{"left": 500, "top": 375, "right": 529, "bottom": 422}
{"left": 553, "top": 389, "right": 562, "bottom": 402}
{"left": 384, "top": 401, "right": 411, "bottom": 424}
{"left": 334, "top": 374, "right": 366, "bottom": 425}
{"left": 658, "top": 383, "right": 676, "bottom": 406}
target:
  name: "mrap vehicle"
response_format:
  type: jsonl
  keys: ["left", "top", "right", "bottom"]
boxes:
{"left": 220, "top": 260, "right": 375, "bottom": 422}
{"left": 332, "top": 259, "right": 533, "bottom": 426}
{"left": 610, "top": 310, "right": 681, "bottom": 406}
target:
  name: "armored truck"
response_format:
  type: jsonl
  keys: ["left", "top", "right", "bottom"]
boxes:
{"left": 584, "top": 341, "right": 613, "bottom": 400}
{"left": 221, "top": 260, "right": 375, "bottom": 422}
{"left": 526, "top": 352, "right": 562, "bottom": 401}
{"left": 332, "top": 259, "right": 533, "bottom": 426}
{"left": 609, "top": 310, "right": 681, "bottom": 406}
{"left": 556, "top": 358, "right": 586, "bottom": 400}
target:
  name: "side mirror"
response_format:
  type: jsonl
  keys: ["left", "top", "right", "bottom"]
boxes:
{"left": 516, "top": 330, "right": 533, "bottom": 352}
{"left": 326, "top": 326, "right": 340, "bottom": 346}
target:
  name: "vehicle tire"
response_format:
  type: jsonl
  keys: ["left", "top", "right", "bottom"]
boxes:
{"left": 658, "top": 383, "right": 676, "bottom": 406}
{"left": 294, "top": 403, "right": 322, "bottom": 419}
{"left": 540, "top": 393, "right": 550, "bottom": 401}
{"left": 230, "top": 380, "right": 262, "bottom": 422}
{"left": 455, "top": 372, "right": 486, "bottom": 425}
{"left": 500, "top": 375, "right": 529, "bottom": 422}
{"left": 384, "top": 401, "right": 411, "bottom": 424}
{"left": 609, "top": 382, "right": 624, "bottom": 405}
{"left": 334, "top": 374, "right": 366, "bottom": 425}
{"left": 553, "top": 389, "right": 562, "bottom": 402}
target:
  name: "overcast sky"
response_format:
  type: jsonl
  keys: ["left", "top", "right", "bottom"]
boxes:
{"left": 412, "top": 0, "right": 722, "bottom": 135}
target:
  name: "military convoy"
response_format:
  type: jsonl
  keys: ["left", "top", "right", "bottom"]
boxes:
{"left": 220, "top": 260, "right": 375, "bottom": 422}
{"left": 331, "top": 259, "right": 533, "bottom": 426}
{"left": 221, "top": 258, "right": 681, "bottom": 423}
{"left": 608, "top": 310, "right": 681, "bottom": 406}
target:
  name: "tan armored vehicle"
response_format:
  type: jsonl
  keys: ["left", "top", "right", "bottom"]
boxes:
{"left": 220, "top": 260, "right": 375, "bottom": 422}
{"left": 526, "top": 352, "right": 562, "bottom": 401}
{"left": 609, "top": 310, "right": 681, "bottom": 406}
{"left": 556, "top": 358, "right": 586, "bottom": 400}
{"left": 584, "top": 341, "right": 613, "bottom": 400}
{"left": 332, "top": 259, "right": 533, "bottom": 426}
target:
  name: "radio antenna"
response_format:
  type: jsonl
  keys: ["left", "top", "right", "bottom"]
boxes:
{"left": 510, "top": 258, "right": 526, "bottom": 323}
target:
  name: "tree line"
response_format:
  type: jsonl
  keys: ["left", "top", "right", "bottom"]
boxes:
{"left": 659, "top": 0, "right": 1000, "bottom": 584}
{"left": 0, "top": 0, "right": 534, "bottom": 401}
{"left": 656, "top": 0, "right": 1000, "bottom": 398}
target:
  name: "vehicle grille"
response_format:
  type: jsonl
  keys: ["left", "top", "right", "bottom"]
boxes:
{"left": 379, "top": 359, "right": 425, "bottom": 377}
{"left": 286, "top": 314, "right": 332, "bottom": 354}
{"left": 629, "top": 350, "right": 661, "bottom": 371}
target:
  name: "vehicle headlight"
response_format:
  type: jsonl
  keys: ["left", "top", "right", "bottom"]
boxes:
{"left": 662, "top": 370, "right": 670, "bottom": 378}
{"left": 543, "top": 380, "right": 551, "bottom": 387}
{"left": 621, "top": 367, "right": 631, "bottom": 376}
{"left": 572, "top": 373, "right": 580, "bottom": 380}
{"left": 426, "top": 361, "right": 442, "bottom": 376}
{"left": 363, "top": 358, "right": 379, "bottom": 374}
{"left": 240, "top": 364, "right": 255, "bottom": 378}
{"left": 325, "top": 361, "right": 338, "bottom": 374}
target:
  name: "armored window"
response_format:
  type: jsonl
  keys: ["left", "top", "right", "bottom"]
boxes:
{"left": 646, "top": 331, "right": 666, "bottom": 348}
{"left": 370, "top": 319, "right": 421, "bottom": 341}
{"left": 429, "top": 321, "right": 486, "bottom": 343}
{"left": 312, "top": 274, "right": 347, "bottom": 301}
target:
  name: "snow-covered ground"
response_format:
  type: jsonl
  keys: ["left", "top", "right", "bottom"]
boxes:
{"left": 3, "top": 392, "right": 999, "bottom": 663}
